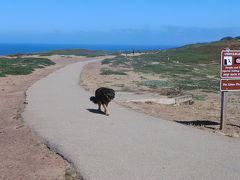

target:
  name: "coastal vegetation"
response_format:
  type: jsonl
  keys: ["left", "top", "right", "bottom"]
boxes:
{"left": 35, "top": 48, "right": 118, "bottom": 57}
{"left": 2, "top": 36, "right": 240, "bottom": 90}
{"left": 77, "top": 36, "right": 240, "bottom": 134}
{"left": 101, "top": 37, "right": 240, "bottom": 92}
{"left": 6, "top": 48, "right": 129, "bottom": 57}
{"left": 0, "top": 57, "right": 55, "bottom": 77}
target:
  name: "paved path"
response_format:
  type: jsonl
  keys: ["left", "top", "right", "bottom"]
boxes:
{"left": 23, "top": 58, "right": 240, "bottom": 180}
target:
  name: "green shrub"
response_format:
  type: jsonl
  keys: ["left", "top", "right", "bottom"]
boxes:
{"left": 100, "top": 69, "right": 127, "bottom": 75}
{"left": 137, "top": 80, "right": 174, "bottom": 88}
{"left": 0, "top": 57, "right": 55, "bottom": 77}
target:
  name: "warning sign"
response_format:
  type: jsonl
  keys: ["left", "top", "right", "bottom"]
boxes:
{"left": 221, "top": 79, "right": 240, "bottom": 91}
{"left": 221, "top": 50, "right": 240, "bottom": 78}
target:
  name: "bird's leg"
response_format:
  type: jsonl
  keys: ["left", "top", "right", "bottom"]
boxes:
{"left": 106, "top": 103, "right": 110, "bottom": 115}
{"left": 102, "top": 104, "right": 107, "bottom": 114}
{"left": 102, "top": 104, "right": 110, "bottom": 116}
{"left": 106, "top": 103, "right": 111, "bottom": 115}
{"left": 98, "top": 103, "right": 101, "bottom": 111}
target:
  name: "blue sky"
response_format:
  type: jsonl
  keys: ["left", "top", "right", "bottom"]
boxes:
{"left": 1, "top": 0, "right": 240, "bottom": 45}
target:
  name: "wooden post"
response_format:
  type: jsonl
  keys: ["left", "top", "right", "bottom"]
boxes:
{"left": 220, "top": 91, "right": 228, "bottom": 130}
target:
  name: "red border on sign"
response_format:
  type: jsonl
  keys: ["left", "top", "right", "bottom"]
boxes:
{"left": 220, "top": 79, "right": 240, "bottom": 91}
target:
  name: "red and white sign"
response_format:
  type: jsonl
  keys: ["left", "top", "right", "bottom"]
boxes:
{"left": 221, "top": 50, "right": 240, "bottom": 78}
{"left": 221, "top": 79, "right": 240, "bottom": 91}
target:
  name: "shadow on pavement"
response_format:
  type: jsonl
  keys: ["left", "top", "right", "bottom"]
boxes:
{"left": 87, "top": 109, "right": 105, "bottom": 115}
{"left": 175, "top": 120, "right": 219, "bottom": 126}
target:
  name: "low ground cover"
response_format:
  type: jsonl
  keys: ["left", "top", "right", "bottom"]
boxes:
{"left": 0, "top": 57, "right": 55, "bottom": 77}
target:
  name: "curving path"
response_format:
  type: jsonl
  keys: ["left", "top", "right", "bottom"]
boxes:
{"left": 23, "top": 58, "right": 240, "bottom": 180}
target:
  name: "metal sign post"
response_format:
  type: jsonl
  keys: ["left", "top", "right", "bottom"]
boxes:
{"left": 220, "top": 91, "right": 228, "bottom": 130}
{"left": 220, "top": 50, "right": 240, "bottom": 130}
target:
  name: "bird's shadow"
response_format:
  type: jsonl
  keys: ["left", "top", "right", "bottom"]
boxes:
{"left": 87, "top": 109, "right": 105, "bottom": 115}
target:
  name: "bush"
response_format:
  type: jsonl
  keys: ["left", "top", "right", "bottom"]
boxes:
{"left": 0, "top": 57, "right": 55, "bottom": 77}
{"left": 137, "top": 80, "right": 174, "bottom": 88}
{"left": 100, "top": 69, "right": 127, "bottom": 75}
{"left": 220, "top": 36, "right": 234, "bottom": 41}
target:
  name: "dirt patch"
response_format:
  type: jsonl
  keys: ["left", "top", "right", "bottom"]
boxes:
{"left": 81, "top": 61, "right": 240, "bottom": 138}
{"left": 80, "top": 61, "right": 168, "bottom": 93}
{"left": 0, "top": 55, "right": 91, "bottom": 180}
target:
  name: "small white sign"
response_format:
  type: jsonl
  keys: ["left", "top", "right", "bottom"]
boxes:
{"left": 224, "top": 56, "right": 232, "bottom": 66}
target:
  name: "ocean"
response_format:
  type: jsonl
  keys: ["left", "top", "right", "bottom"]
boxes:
{"left": 0, "top": 43, "right": 176, "bottom": 55}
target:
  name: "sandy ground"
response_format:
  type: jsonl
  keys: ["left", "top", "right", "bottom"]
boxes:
{"left": 0, "top": 55, "right": 94, "bottom": 180}
{"left": 80, "top": 61, "right": 165, "bottom": 92}
{"left": 80, "top": 61, "right": 240, "bottom": 137}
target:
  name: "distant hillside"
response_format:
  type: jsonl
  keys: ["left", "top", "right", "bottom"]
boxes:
{"left": 36, "top": 48, "right": 121, "bottom": 57}
{"left": 101, "top": 37, "right": 240, "bottom": 92}
{"left": 5, "top": 36, "right": 240, "bottom": 60}
{"left": 162, "top": 36, "right": 240, "bottom": 63}
{"left": 6, "top": 48, "right": 122, "bottom": 57}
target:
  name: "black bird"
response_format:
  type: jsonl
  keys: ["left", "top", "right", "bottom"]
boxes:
{"left": 90, "top": 87, "right": 115, "bottom": 115}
